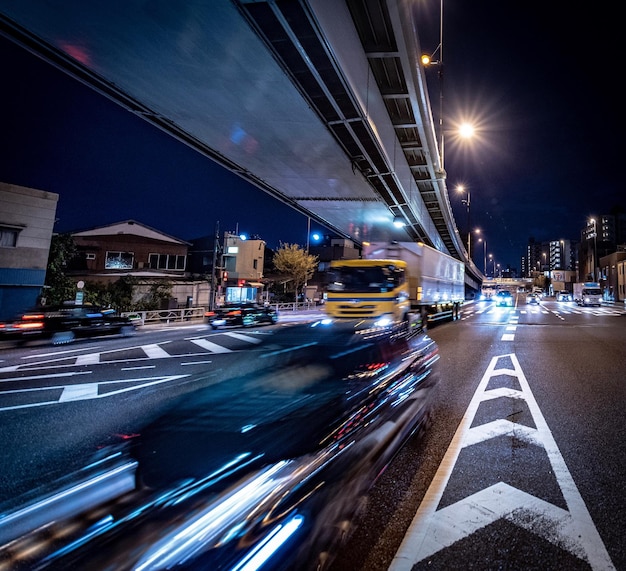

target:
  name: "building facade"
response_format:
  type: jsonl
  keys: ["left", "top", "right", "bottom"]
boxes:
{"left": 0, "top": 182, "right": 59, "bottom": 319}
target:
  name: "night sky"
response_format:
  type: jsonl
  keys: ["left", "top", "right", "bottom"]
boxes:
{"left": 1, "top": 2, "right": 622, "bottom": 270}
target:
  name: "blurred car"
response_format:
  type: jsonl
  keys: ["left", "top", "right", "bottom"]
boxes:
{"left": 495, "top": 290, "right": 514, "bottom": 307}
{"left": 0, "top": 302, "right": 136, "bottom": 344}
{"left": 527, "top": 293, "right": 541, "bottom": 304}
{"left": 556, "top": 291, "right": 572, "bottom": 302}
{"left": 0, "top": 320, "right": 439, "bottom": 570}
{"left": 205, "top": 302, "right": 278, "bottom": 329}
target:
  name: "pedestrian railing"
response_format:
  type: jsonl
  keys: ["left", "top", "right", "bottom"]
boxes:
{"left": 121, "top": 307, "right": 206, "bottom": 325}
{"left": 122, "top": 303, "right": 320, "bottom": 325}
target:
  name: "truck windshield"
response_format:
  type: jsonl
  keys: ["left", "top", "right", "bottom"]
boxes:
{"left": 582, "top": 288, "right": 602, "bottom": 295}
{"left": 327, "top": 265, "right": 405, "bottom": 293}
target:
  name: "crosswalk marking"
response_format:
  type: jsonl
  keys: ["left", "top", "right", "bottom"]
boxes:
{"left": 223, "top": 332, "right": 263, "bottom": 344}
{"left": 390, "top": 353, "right": 614, "bottom": 570}
{"left": 75, "top": 353, "right": 100, "bottom": 365}
{"left": 59, "top": 383, "right": 98, "bottom": 402}
{"left": 142, "top": 344, "right": 171, "bottom": 359}
{"left": 189, "top": 338, "right": 232, "bottom": 353}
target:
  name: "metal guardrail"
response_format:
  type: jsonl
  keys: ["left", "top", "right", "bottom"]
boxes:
{"left": 121, "top": 308, "right": 206, "bottom": 325}
{"left": 122, "top": 303, "right": 319, "bottom": 325}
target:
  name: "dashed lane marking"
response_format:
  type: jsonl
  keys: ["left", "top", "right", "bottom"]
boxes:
{"left": 389, "top": 353, "right": 615, "bottom": 570}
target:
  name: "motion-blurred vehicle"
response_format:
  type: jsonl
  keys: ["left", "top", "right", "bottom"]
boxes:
{"left": 527, "top": 293, "right": 541, "bottom": 304}
{"left": 0, "top": 319, "right": 439, "bottom": 570}
{"left": 556, "top": 291, "right": 572, "bottom": 302}
{"left": 0, "top": 302, "right": 136, "bottom": 344}
{"left": 495, "top": 290, "right": 514, "bottom": 307}
{"left": 205, "top": 302, "right": 278, "bottom": 329}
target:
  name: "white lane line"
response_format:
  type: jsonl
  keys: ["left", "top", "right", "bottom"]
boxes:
{"left": 501, "top": 333, "right": 515, "bottom": 341}
{"left": 121, "top": 366, "right": 156, "bottom": 371}
{"left": 189, "top": 339, "right": 232, "bottom": 353}
{"left": 505, "top": 326, "right": 517, "bottom": 331}
{"left": 390, "top": 353, "right": 615, "bottom": 571}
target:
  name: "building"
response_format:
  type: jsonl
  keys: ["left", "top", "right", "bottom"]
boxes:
{"left": 599, "top": 247, "right": 626, "bottom": 301}
{"left": 220, "top": 232, "right": 266, "bottom": 303}
{"left": 0, "top": 182, "right": 59, "bottom": 319}
{"left": 67, "top": 220, "right": 210, "bottom": 308}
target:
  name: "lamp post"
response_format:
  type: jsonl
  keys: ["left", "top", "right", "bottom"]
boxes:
{"left": 477, "top": 233, "right": 487, "bottom": 275}
{"left": 589, "top": 218, "right": 598, "bottom": 281}
{"left": 456, "top": 186, "right": 471, "bottom": 257}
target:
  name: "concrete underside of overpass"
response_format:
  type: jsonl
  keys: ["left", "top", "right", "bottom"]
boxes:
{"left": 0, "top": 0, "right": 482, "bottom": 292}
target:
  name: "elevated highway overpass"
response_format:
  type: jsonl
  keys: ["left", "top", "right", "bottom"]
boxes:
{"left": 0, "top": 0, "right": 482, "bottom": 292}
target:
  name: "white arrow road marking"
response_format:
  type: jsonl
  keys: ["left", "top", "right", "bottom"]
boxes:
{"left": 390, "top": 353, "right": 615, "bottom": 571}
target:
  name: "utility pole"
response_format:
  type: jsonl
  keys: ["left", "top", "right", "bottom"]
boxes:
{"left": 210, "top": 221, "right": 220, "bottom": 311}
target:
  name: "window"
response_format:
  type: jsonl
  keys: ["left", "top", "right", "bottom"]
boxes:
{"left": 148, "top": 253, "right": 186, "bottom": 271}
{"left": 0, "top": 226, "right": 20, "bottom": 247}
{"left": 85, "top": 253, "right": 96, "bottom": 260}
{"left": 105, "top": 251, "right": 134, "bottom": 269}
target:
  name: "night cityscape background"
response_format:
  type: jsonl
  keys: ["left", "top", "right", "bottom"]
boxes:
{"left": 1, "top": 2, "right": 622, "bottom": 271}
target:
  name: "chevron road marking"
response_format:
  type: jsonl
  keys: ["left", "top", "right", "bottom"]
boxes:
{"left": 389, "top": 353, "right": 615, "bottom": 570}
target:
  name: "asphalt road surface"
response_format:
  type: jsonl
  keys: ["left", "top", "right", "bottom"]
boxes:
{"left": 1, "top": 299, "right": 624, "bottom": 570}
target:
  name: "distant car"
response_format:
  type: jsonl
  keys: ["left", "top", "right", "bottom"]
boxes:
{"left": 495, "top": 290, "right": 514, "bottom": 307}
{"left": 205, "top": 302, "right": 278, "bottom": 329}
{"left": 0, "top": 303, "right": 136, "bottom": 344}
{"left": 556, "top": 291, "right": 572, "bottom": 302}
{"left": 527, "top": 293, "right": 541, "bottom": 304}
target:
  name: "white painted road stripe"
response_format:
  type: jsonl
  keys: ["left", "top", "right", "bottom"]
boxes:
{"left": 390, "top": 353, "right": 614, "bottom": 570}
{"left": 223, "top": 332, "right": 263, "bottom": 344}
{"left": 189, "top": 338, "right": 232, "bottom": 353}
{"left": 142, "top": 344, "right": 171, "bottom": 359}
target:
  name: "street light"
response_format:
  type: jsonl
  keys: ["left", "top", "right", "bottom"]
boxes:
{"left": 476, "top": 231, "right": 487, "bottom": 275}
{"left": 589, "top": 218, "right": 598, "bottom": 281}
{"left": 420, "top": 0, "right": 444, "bottom": 171}
{"left": 456, "top": 185, "right": 471, "bottom": 257}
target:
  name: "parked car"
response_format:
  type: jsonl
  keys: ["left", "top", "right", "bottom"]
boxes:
{"left": 495, "top": 290, "right": 514, "bottom": 307}
{"left": 205, "top": 302, "right": 278, "bottom": 329}
{"left": 0, "top": 302, "right": 136, "bottom": 344}
{"left": 527, "top": 293, "right": 541, "bottom": 304}
{"left": 556, "top": 291, "right": 572, "bottom": 302}
{"left": 0, "top": 320, "right": 440, "bottom": 571}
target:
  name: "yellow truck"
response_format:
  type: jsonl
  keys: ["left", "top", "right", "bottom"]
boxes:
{"left": 324, "top": 241, "right": 465, "bottom": 328}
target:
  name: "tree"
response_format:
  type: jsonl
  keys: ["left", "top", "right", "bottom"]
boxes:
{"left": 43, "top": 233, "right": 78, "bottom": 305}
{"left": 272, "top": 243, "right": 318, "bottom": 302}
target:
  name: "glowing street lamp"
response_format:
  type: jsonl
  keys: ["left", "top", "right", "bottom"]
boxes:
{"left": 456, "top": 185, "right": 471, "bottom": 257}
{"left": 589, "top": 218, "right": 598, "bottom": 281}
{"left": 476, "top": 230, "right": 487, "bottom": 275}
